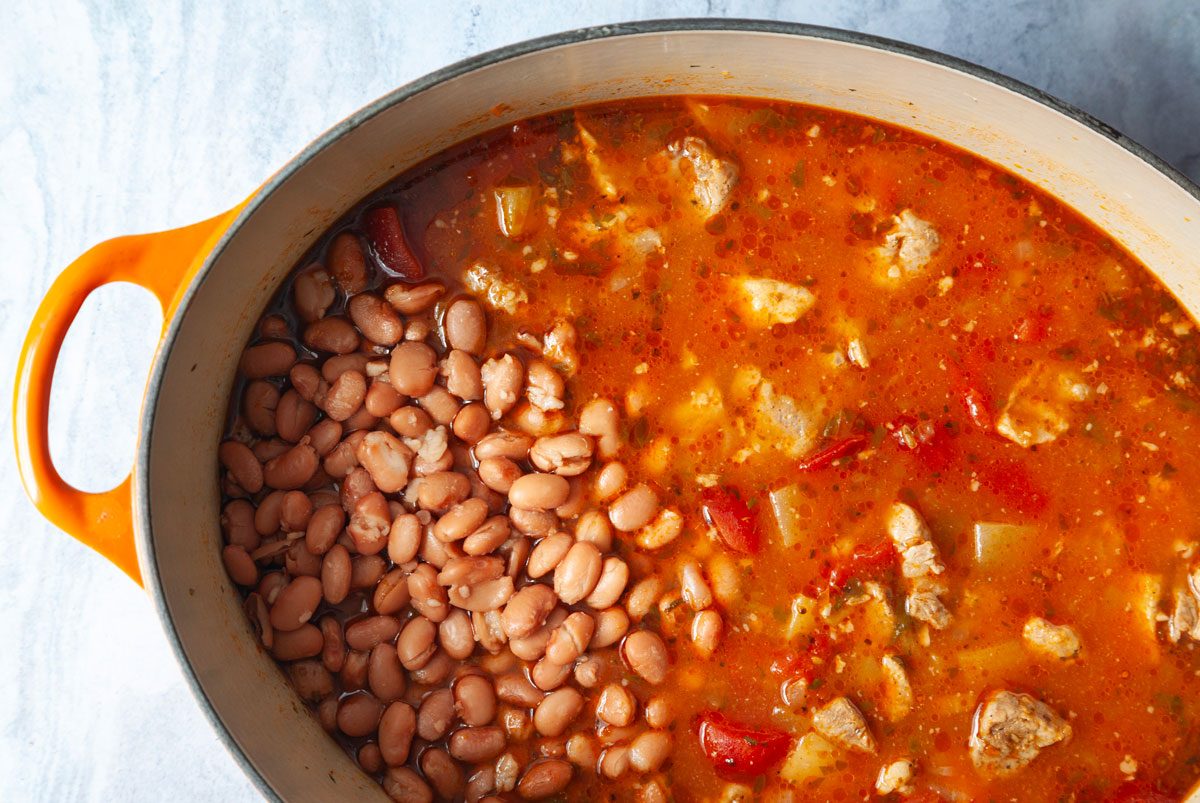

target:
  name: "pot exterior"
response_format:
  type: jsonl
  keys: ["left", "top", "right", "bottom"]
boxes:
{"left": 136, "top": 23, "right": 1200, "bottom": 801}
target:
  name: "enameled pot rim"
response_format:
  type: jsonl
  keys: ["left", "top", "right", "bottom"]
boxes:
{"left": 136, "top": 19, "right": 1200, "bottom": 800}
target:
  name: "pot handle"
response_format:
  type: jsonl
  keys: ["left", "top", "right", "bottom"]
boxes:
{"left": 13, "top": 207, "right": 243, "bottom": 585}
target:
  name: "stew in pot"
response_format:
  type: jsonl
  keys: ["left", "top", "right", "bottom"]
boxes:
{"left": 218, "top": 96, "right": 1200, "bottom": 801}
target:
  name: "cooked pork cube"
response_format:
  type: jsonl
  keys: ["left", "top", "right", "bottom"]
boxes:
{"left": 874, "top": 209, "right": 940, "bottom": 280}
{"left": 812, "top": 697, "right": 876, "bottom": 753}
{"left": 542, "top": 320, "right": 579, "bottom": 377}
{"left": 906, "top": 581, "right": 952, "bottom": 630}
{"left": 1023, "top": 617, "right": 1082, "bottom": 659}
{"left": 1167, "top": 586, "right": 1200, "bottom": 643}
{"left": 880, "top": 654, "right": 914, "bottom": 721}
{"left": 886, "top": 502, "right": 933, "bottom": 549}
{"left": 969, "top": 690, "right": 1071, "bottom": 776}
{"left": 995, "top": 362, "right": 1089, "bottom": 448}
{"left": 464, "top": 262, "right": 528, "bottom": 314}
{"left": 670, "top": 135, "right": 738, "bottom": 218}
{"left": 875, "top": 759, "right": 916, "bottom": 795}
{"left": 731, "top": 276, "right": 816, "bottom": 328}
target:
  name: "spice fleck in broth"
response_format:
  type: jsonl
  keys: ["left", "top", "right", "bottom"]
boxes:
{"left": 219, "top": 97, "right": 1200, "bottom": 801}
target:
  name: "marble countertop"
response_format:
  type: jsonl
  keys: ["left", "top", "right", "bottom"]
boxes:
{"left": 2, "top": 1, "right": 1197, "bottom": 800}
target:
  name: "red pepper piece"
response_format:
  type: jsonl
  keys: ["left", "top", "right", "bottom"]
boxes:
{"left": 796, "top": 434, "right": 869, "bottom": 472}
{"left": 700, "top": 487, "right": 763, "bottom": 555}
{"left": 826, "top": 540, "right": 896, "bottom": 592}
{"left": 363, "top": 205, "right": 424, "bottom": 280}
{"left": 695, "top": 711, "right": 791, "bottom": 777}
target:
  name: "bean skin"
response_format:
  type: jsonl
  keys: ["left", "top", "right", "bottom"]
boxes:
{"left": 349, "top": 292, "right": 404, "bottom": 346}
{"left": 529, "top": 433, "right": 593, "bottom": 477}
{"left": 585, "top": 557, "right": 629, "bottom": 610}
{"left": 691, "top": 610, "right": 723, "bottom": 657}
{"left": 434, "top": 498, "right": 490, "bottom": 542}
{"left": 501, "top": 584, "right": 558, "bottom": 639}
{"left": 356, "top": 431, "right": 413, "bottom": 493}
{"left": 348, "top": 491, "right": 391, "bottom": 555}
{"left": 531, "top": 656, "right": 572, "bottom": 691}
{"left": 368, "top": 642, "right": 407, "bottom": 702}
{"left": 420, "top": 747, "right": 463, "bottom": 800}
{"left": 341, "top": 648, "right": 373, "bottom": 690}
{"left": 328, "top": 232, "right": 369, "bottom": 294}
{"left": 365, "top": 379, "right": 405, "bottom": 418}
{"left": 382, "top": 766, "right": 432, "bottom": 803}
{"left": 320, "top": 544, "right": 352, "bottom": 604}
{"left": 534, "top": 687, "right": 584, "bottom": 737}
{"left": 455, "top": 674, "right": 498, "bottom": 726}
{"left": 477, "top": 456, "right": 522, "bottom": 494}
{"left": 346, "top": 615, "right": 401, "bottom": 651}
{"left": 262, "top": 439, "right": 319, "bottom": 490}
{"left": 526, "top": 532, "right": 573, "bottom": 579}
{"left": 408, "top": 563, "right": 450, "bottom": 622}
{"left": 481, "top": 354, "right": 524, "bottom": 419}
{"left": 270, "top": 624, "right": 323, "bottom": 660}
{"left": 417, "top": 471, "right": 472, "bottom": 512}
{"left": 578, "top": 398, "right": 621, "bottom": 458}
{"left": 397, "top": 616, "right": 438, "bottom": 670}
{"left": 385, "top": 281, "right": 444, "bottom": 314}
{"left": 416, "top": 687, "right": 456, "bottom": 742}
{"left": 319, "top": 369, "right": 366, "bottom": 422}
{"left": 591, "top": 607, "right": 631, "bottom": 649}
{"left": 438, "top": 608, "right": 476, "bottom": 660}
{"left": 629, "top": 730, "right": 672, "bottom": 773}
{"left": 449, "top": 725, "right": 508, "bottom": 763}
{"left": 409, "top": 649, "right": 454, "bottom": 685}
{"left": 304, "top": 317, "right": 360, "bottom": 355}
{"left": 350, "top": 554, "right": 387, "bottom": 590}
{"left": 242, "top": 380, "right": 280, "bottom": 436}
{"left": 222, "top": 545, "right": 258, "bottom": 587}
{"left": 373, "top": 569, "right": 412, "bottom": 616}
{"left": 305, "top": 503, "right": 344, "bottom": 555}
{"left": 608, "top": 483, "right": 659, "bottom": 532}
{"left": 509, "top": 473, "right": 570, "bottom": 511}
{"left": 378, "top": 701, "right": 417, "bottom": 766}
{"left": 287, "top": 659, "right": 334, "bottom": 703}
{"left": 388, "top": 512, "right": 422, "bottom": 563}
{"left": 474, "top": 430, "right": 533, "bottom": 460}
{"left": 553, "top": 542, "right": 603, "bottom": 605}
{"left": 221, "top": 499, "right": 259, "bottom": 551}
{"left": 544, "top": 611, "right": 595, "bottom": 666}
{"left": 452, "top": 403, "right": 491, "bottom": 444}
{"left": 596, "top": 683, "right": 636, "bottom": 727}
{"left": 319, "top": 616, "right": 346, "bottom": 673}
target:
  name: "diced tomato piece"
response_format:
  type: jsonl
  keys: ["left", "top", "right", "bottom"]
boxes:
{"left": 695, "top": 711, "right": 791, "bottom": 777}
{"left": 826, "top": 540, "right": 896, "bottom": 592}
{"left": 796, "top": 434, "right": 869, "bottom": 472}
{"left": 770, "top": 630, "right": 834, "bottom": 681}
{"left": 700, "top": 487, "right": 763, "bottom": 554}
{"left": 976, "top": 458, "right": 1049, "bottom": 515}
{"left": 363, "top": 206, "right": 425, "bottom": 280}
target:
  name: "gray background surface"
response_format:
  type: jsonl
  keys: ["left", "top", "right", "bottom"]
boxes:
{"left": 1, "top": 1, "right": 1197, "bottom": 799}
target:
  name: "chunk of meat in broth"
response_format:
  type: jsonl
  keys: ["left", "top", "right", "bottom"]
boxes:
{"left": 969, "top": 690, "right": 1071, "bottom": 777}
{"left": 1022, "top": 617, "right": 1082, "bottom": 660}
{"left": 884, "top": 503, "right": 952, "bottom": 630}
{"left": 812, "top": 697, "right": 876, "bottom": 754}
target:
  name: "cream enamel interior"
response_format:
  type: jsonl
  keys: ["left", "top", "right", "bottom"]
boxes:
{"left": 141, "top": 28, "right": 1200, "bottom": 801}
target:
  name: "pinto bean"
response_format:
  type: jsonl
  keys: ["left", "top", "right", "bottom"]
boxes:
{"left": 531, "top": 656, "right": 572, "bottom": 691}
{"left": 530, "top": 433, "right": 593, "bottom": 477}
{"left": 320, "top": 544, "right": 352, "bottom": 604}
{"left": 319, "top": 369, "right": 366, "bottom": 422}
{"left": 378, "top": 701, "right": 417, "bottom": 766}
{"left": 355, "top": 431, "right": 413, "bottom": 493}
{"left": 386, "top": 512, "right": 421, "bottom": 564}
{"left": 287, "top": 659, "right": 333, "bottom": 703}
{"left": 525, "top": 359, "right": 565, "bottom": 413}
{"left": 417, "top": 471, "right": 471, "bottom": 512}
{"left": 526, "top": 532, "right": 573, "bottom": 579}
{"left": 437, "top": 555, "right": 505, "bottom": 586}
{"left": 346, "top": 615, "right": 401, "bottom": 651}
{"left": 518, "top": 759, "right": 572, "bottom": 800}
{"left": 680, "top": 561, "right": 714, "bottom": 610}
{"left": 418, "top": 523, "right": 458, "bottom": 570}
{"left": 438, "top": 608, "right": 476, "bottom": 660}
{"left": 594, "top": 461, "right": 628, "bottom": 501}
{"left": 240, "top": 341, "right": 296, "bottom": 378}
{"left": 350, "top": 554, "right": 387, "bottom": 590}
{"left": 460, "top": 515, "right": 509, "bottom": 556}
{"left": 585, "top": 557, "right": 629, "bottom": 610}
{"left": 286, "top": 541, "right": 322, "bottom": 577}
{"left": 434, "top": 498, "right": 489, "bottom": 542}
{"left": 293, "top": 265, "right": 335, "bottom": 322}
{"left": 305, "top": 503, "right": 344, "bottom": 555}
{"left": 545, "top": 612, "right": 595, "bottom": 666}
{"left": 322, "top": 353, "right": 369, "bottom": 383}
{"left": 219, "top": 440, "right": 263, "bottom": 494}
{"left": 629, "top": 730, "right": 672, "bottom": 774}
{"left": 349, "top": 293, "right": 404, "bottom": 346}
{"left": 450, "top": 725, "right": 508, "bottom": 764}
{"left": 608, "top": 483, "right": 659, "bottom": 532}
{"left": 691, "top": 610, "right": 723, "bottom": 657}
{"left": 262, "top": 439, "right": 319, "bottom": 490}
{"left": 418, "top": 385, "right": 461, "bottom": 426}
{"left": 304, "top": 317, "right": 360, "bottom": 355}
{"left": 643, "top": 696, "right": 672, "bottom": 729}
{"left": 554, "top": 542, "right": 603, "bottom": 605}
{"left": 404, "top": 319, "right": 431, "bottom": 342}
{"left": 397, "top": 616, "right": 437, "bottom": 670}
{"left": 501, "top": 583, "right": 558, "bottom": 639}
{"left": 270, "top": 576, "right": 322, "bottom": 631}
{"left": 509, "top": 507, "right": 557, "bottom": 539}
{"left": 408, "top": 563, "right": 449, "bottom": 622}
{"left": 447, "top": 576, "right": 515, "bottom": 613}
{"left": 390, "top": 405, "right": 433, "bottom": 438}
{"left": 222, "top": 545, "right": 258, "bottom": 586}
{"left": 358, "top": 742, "right": 383, "bottom": 774}
{"left": 626, "top": 577, "right": 664, "bottom": 622}
{"left": 348, "top": 491, "right": 391, "bottom": 555}
{"left": 454, "top": 674, "right": 497, "bottom": 726}
{"left": 534, "top": 687, "right": 584, "bottom": 737}
{"left": 242, "top": 380, "right": 280, "bottom": 436}
{"left": 566, "top": 733, "right": 599, "bottom": 771}
{"left": 474, "top": 430, "right": 533, "bottom": 461}
{"left": 385, "top": 281, "right": 444, "bottom": 314}
{"left": 420, "top": 747, "right": 463, "bottom": 800}
{"left": 622, "top": 630, "right": 670, "bottom": 685}
{"left": 319, "top": 616, "right": 346, "bottom": 672}
{"left": 600, "top": 745, "right": 631, "bottom": 779}
{"left": 383, "top": 766, "right": 432, "bottom": 803}
{"left": 555, "top": 478, "right": 586, "bottom": 519}
{"left": 579, "top": 398, "right": 621, "bottom": 458}
{"left": 289, "top": 363, "right": 322, "bottom": 402}
{"left": 368, "top": 642, "right": 407, "bottom": 702}
{"left": 326, "top": 232, "right": 369, "bottom": 294}
{"left": 410, "top": 649, "right": 454, "bottom": 685}
{"left": 221, "top": 499, "right": 259, "bottom": 550}
{"left": 270, "top": 624, "right": 323, "bottom": 660}
{"left": 445, "top": 298, "right": 487, "bottom": 354}
{"left": 390, "top": 341, "right": 438, "bottom": 397}
{"left": 365, "top": 379, "right": 405, "bottom": 418}
{"left": 450, "top": 402, "right": 490, "bottom": 445}
{"left": 509, "top": 474, "right": 570, "bottom": 511}
{"left": 279, "top": 490, "right": 313, "bottom": 532}
{"left": 481, "top": 354, "right": 524, "bottom": 420}
{"left": 339, "top": 465, "right": 376, "bottom": 513}
{"left": 477, "top": 457, "right": 521, "bottom": 494}
{"left": 591, "top": 607, "right": 631, "bottom": 650}
{"left": 416, "top": 687, "right": 456, "bottom": 741}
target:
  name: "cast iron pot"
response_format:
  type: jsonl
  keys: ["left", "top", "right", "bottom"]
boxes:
{"left": 15, "top": 20, "right": 1200, "bottom": 801}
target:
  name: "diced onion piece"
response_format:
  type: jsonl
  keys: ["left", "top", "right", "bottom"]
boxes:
{"left": 769, "top": 484, "right": 805, "bottom": 547}
{"left": 494, "top": 185, "right": 534, "bottom": 239}
{"left": 780, "top": 731, "right": 838, "bottom": 784}
{"left": 971, "top": 522, "right": 1038, "bottom": 569}
{"left": 784, "top": 594, "right": 819, "bottom": 641}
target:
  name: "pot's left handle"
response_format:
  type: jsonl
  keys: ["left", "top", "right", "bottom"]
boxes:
{"left": 14, "top": 207, "right": 244, "bottom": 585}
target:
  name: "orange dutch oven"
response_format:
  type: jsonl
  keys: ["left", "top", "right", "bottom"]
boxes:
{"left": 14, "top": 21, "right": 1200, "bottom": 801}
